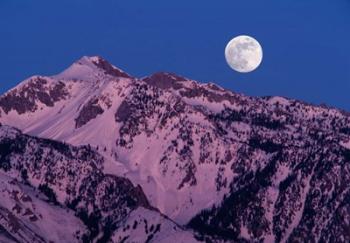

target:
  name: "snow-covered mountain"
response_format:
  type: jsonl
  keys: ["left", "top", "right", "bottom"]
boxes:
{"left": 0, "top": 125, "right": 198, "bottom": 242}
{"left": 1, "top": 56, "right": 350, "bottom": 242}
{"left": 0, "top": 56, "right": 238, "bottom": 224}
{"left": 0, "top": 169, "right": 87, "bottom": 243}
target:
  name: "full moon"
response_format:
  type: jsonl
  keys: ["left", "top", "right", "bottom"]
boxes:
{"left": 225, "top": 35, "right": 263, "bottom": 73}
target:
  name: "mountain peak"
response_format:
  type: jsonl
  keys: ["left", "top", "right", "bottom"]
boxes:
{"left": 55, "top": 55, "right": 131, "bottom": 81}
{"left": 73, "top": 55, "right": 103, "bottom": 66}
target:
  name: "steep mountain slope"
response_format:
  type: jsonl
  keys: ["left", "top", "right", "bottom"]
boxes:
{"left": 188, "top": 113, "right": 350, "bottom": 242}
{"left": 1, "top": 56, "right": 350, "bottom": 242}
{"left": 0, "top": 170, "right": 87, "bottom": 243}
{"left": 0, "top": 125, "right": 198, "bottom": 242}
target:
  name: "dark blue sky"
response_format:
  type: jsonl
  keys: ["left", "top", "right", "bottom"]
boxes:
{"left": 1, "top": 0, "right": 349, "bottom": 110}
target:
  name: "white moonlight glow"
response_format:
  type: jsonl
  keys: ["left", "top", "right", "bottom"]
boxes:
{"left": 225, "top": 35, "right": 263, "bottom": 73}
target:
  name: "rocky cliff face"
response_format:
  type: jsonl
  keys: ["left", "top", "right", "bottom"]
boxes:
{"left": 0, "top": 76, "right": 68, "bottom": 115}
{"left": 1, "top": 56, "right": 350, "bottom": 242}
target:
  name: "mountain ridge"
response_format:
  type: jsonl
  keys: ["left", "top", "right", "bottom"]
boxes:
{"left": 1, "top": 56, "right": 350, "bottom": 242}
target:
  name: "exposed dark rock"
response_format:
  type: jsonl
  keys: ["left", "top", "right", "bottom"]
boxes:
{"left": 115, "top": 101, "right": 132, "bottom": 123}
{"left": 75, "top": 98, "right": 104, "bottom": 128}
{"left": 142, "top": 72, "right": 186, "bottom": 90}
{"left": 0, "top": 77, "right": 68, "bottom": 114}
{"left": 91, "top": 56, "right": 131, "bottom": 78}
